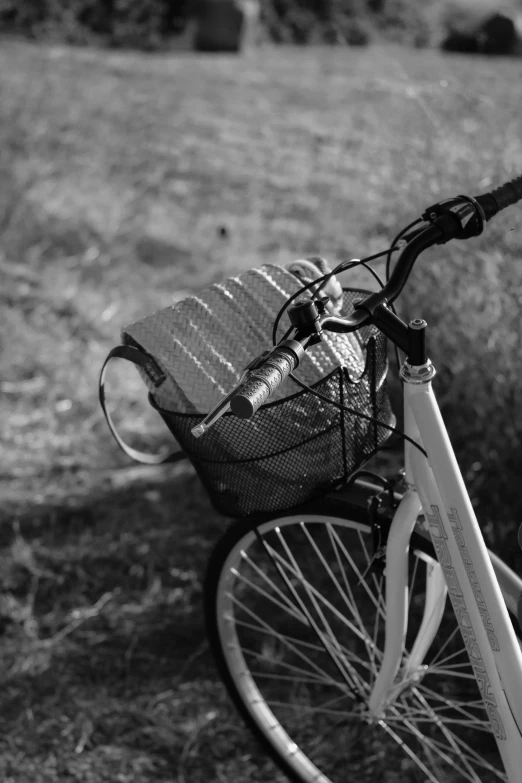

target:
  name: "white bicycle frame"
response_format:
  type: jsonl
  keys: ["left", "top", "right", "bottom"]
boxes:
{"left": 367, "top": 368, "right": 522, "bottom": 781}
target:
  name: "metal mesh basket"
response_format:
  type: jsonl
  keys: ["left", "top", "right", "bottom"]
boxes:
{"left": 150, "top": 289, "right": 395, "bottom": 518}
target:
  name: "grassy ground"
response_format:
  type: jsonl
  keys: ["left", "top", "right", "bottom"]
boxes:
{"left": 1, "top": 39, "right": 522, "bottom": 781}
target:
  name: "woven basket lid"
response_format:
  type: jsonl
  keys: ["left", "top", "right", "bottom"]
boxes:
{"left": 122, "top": 263, "right": 365, "bottom": 414}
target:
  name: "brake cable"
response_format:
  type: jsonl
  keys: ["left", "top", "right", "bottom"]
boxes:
{"left": 272, "top": 246, "right": 428, "bottom": 458}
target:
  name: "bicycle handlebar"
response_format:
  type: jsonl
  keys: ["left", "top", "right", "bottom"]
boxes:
{"left": 377, "top": 174, "right": 522, "bottom": 306}
{"left": 193, "top": 175, "right": 522, "bottom": 431}
{"left": 475, "top": 175, "right": 522, "bottom": 221}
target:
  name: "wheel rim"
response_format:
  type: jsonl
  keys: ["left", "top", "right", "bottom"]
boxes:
{"left": 215, "top": 515, "right": 507, "bottom": 783}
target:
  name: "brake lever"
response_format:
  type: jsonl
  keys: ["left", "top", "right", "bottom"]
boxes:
{"left": 190, "top": 350, "right": 274, "bottom": 438}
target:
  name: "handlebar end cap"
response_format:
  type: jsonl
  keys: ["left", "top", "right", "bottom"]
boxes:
{"left": 230, "top": 395, "right": 254, "bottom": 419}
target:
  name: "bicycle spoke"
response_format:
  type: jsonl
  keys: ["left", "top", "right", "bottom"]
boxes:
{"left": 232, "top": 617, "right": 328, "bottom": 654}
{"left": 227, "top": 594, "right": 344, "bottom": 688}
{"left": 328, "top": 525, "right": 387, "bottom": 621}
{"left": 426, "top": 668, "right": 480, "bottom": 681}
{"left": 400, "top": 686, "right": 498, "bottom": 783}
{"left": 273, "top": 527, "right": 370, "bottom": 694}
{"left": 263, "top": 540, "right": 378, "bottom": 651}
{"left": 429, "top": 660, "right": 474, "bottom": 670}
{"left": 357, "top": 527, "right": 387, "bottom": 612}
{"left": 388, "top": 707, "right": 483, "bottom": 782}
{"left": 231, "top": 564, "right": 306, "bottom": 624}
{"left": 428, "top": 623, "right": 463, "bottom": 667}
{"left": 377, "top": 718, "right": 441, "bottom": 783}
{"left": 356, "top": 527, "right": 372, "bottom": 568}
{"left": 417, "top": 732, "right": 505, "bottom": 781}
{"left": 408, "top": 551, "right": 420, "bottom": 614}
{"left": 303, "top": 522, "right": 380, "bottom": 675}
{"left": 416, "top": 684, "right": 488, "bottom": 724}
{"left": 419, "top": 684, "right": 486, "bottom": 709}
{"left": 235, "top": 618, "right": 377, "bottom": 677}
{"left": 330, "top": 537, "right": 372, "bottom": 633}
{"left": 388, "top": 704, "right": 488, "bottom": 729}
{"left": 355, "top": 528, "right": 387, "bottom": 683}
{"left": 235, "top": 563, "right": 369, "bottom": 697}
{"left": 388, "top": 689, "right": 486, "bottom": 722}
{"left": 369, "top": 582, "right": 383, "bottom": 689}
{"left": 264, "top": 700, "right": 361, "bottom": 719}
{"left": 241, "top": 647, "right": 345, "bottom": 686}
{"left": 412, "top": 689, "right": 501, "bottom": 780}
{"left": 238, "top": 550, "right": 308, "bottom": 620}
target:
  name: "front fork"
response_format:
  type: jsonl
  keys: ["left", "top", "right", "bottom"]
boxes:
{"left": 367, "top": 488, "right": 448, "bottom": 716}
{"left": 367, "top": 362, "right": 447, "bottom": 717}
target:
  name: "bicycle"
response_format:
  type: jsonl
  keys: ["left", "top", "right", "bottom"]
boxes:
{"left": 194, "top": 179, "right": 522, "bottom": 782}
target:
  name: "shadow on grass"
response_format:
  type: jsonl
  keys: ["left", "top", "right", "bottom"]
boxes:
{"left": 0, "top": 463, "right": 283, "bottom": 782}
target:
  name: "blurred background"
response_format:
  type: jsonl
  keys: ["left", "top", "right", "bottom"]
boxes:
{"left": 1, "top": 1, "right": 522, "bottom": 780}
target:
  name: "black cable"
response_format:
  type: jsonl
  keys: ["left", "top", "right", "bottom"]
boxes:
{"left": 272, "top": 245, "right": 428, "bottom": 458}
{"left": 334, "top": 255, "right": 407, "bottom": 378}
{"left": 310, "top": 251, "right": 387, "bottom": 299}
{"left": 284, "top": 370, "right": 427, "bottom": 456}
{"left": 385, "top": 218, "right": 423, "bottom": 283}
{"left": 334, "top": 258, "right": 385, "bottom": 290}
{"left": 386, "top": 219, "right": 424, "bottom": 371}
{"left": 271, "top": 249, "right": 394, "bottom": 346}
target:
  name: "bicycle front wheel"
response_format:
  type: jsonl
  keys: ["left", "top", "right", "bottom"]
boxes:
{"left": 205, "top": 504, "right": 510, "bottom": 783}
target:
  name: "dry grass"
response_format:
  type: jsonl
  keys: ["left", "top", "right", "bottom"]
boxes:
{"left": 1, "top": 38, "right": 522, "bottom": 781}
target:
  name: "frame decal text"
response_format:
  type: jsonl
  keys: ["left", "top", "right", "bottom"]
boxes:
{"left": 446, "top": 508, "right": 500, "bottom": 652}
{"left": 426, "top": 505, "right": 506, "bottom": 741}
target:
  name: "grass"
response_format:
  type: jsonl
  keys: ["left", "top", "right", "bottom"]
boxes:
{"left": 1, "top": 38, "right": 522, "bottom": 781}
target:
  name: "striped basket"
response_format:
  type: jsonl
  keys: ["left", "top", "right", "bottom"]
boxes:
{"left": 100, "top": 263, "right": 395, "bottom": 517}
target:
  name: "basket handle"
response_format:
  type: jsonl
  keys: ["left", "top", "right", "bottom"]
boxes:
{"left": 99, "top": 345, "right": 187, "bottom": 466}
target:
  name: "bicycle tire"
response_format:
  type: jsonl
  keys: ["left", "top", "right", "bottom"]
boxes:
{"left": 204, "top": 490, "right": 514, "bottom": 783}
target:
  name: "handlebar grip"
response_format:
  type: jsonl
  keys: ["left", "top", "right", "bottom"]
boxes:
{"left": 475, "top": 175, "right": 522, "bottom": 221}
{"left": 230, "top": 341, "right": 304, "bottom": 419}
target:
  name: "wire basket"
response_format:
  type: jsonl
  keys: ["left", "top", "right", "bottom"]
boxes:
{"left": 150, "top": 289, "right": 395, "bottom": 518}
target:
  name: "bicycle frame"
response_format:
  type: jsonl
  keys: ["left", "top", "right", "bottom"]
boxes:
{"left": 368, "top": 367, "right": 522, "bottom": 780}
